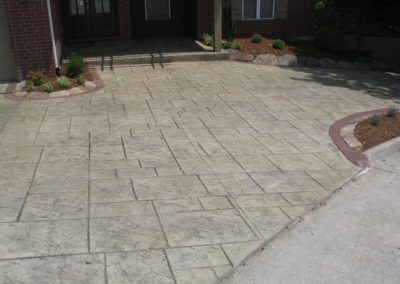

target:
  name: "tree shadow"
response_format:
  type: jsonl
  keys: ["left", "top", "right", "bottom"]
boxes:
{"left": 290, "top": 67, "right": 400, "bottom": 103}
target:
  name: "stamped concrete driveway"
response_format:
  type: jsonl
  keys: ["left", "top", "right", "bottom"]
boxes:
{"left": 0, "top": 62, "right": 399, "bottom": 283}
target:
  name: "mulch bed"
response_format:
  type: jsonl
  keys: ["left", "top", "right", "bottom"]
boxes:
{"left": 234, "top": 38, "right": 355, "bottom": 60}
{"left": 24, "top": 65, "right": 93, "bottom": 93}
{"left": 354, "top": 114, "right": 400, "bottom": 151}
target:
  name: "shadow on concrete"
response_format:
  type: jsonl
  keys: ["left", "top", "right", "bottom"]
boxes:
{"left": 290, "top": 67, "right": 400, "bottom": 102}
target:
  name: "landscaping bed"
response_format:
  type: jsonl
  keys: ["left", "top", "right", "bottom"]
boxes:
{"left": 354, "top": 112, "right": 400, "bottom": 151}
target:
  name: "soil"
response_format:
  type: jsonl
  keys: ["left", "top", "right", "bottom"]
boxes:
{"left": 24, "top": 65, "right": 93, "bottom": 93}
{"left": 233, "top": 38, "right": 357, "bottom": 61}
{"left": 354, "top": 114, "right": 400, "bottom": 151}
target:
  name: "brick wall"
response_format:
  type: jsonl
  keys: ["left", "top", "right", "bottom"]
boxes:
{"left": 4, "top": 0, "right": 62, "bottom": 81}
{"left": 197, "top": 0, "right": 314, "bottom": 39}
{"left": 118, "top": 0, "right": 131, "bottom": 39}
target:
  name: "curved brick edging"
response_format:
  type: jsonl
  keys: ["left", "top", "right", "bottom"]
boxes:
{"left": 328, "top": 109, "right": 387, "bottom": 168}
{"left": 3, "top": 68, "right": 104, "bottom": 101}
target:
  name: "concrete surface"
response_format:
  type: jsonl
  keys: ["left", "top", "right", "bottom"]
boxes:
{"left": 224, "top": 152, "right": 400, "bottom": 284}
{"left": 0, "top": 62, "right": 399, "bottom": 283}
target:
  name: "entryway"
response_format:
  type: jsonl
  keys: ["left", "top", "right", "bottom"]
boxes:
{"left": 62, "top": 0, "right": 118, "bottom": 41}
{"left": 131, "top": 0, "right": 197, "bottom": 38}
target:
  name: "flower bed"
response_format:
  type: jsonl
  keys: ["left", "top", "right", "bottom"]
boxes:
{"left": 354, "top": 110, "right": 400, "bottom": 151}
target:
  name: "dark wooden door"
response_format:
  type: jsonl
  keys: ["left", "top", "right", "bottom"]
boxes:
{"left": 131, "top": 0, "right": 197, "bottom": 37}
{"left": 62, "top": 0, "right": 118, "bottom": 40}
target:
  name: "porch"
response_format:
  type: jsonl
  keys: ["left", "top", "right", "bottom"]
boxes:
{"left": 65, "top": 37, "right": 229, "bottom": 67}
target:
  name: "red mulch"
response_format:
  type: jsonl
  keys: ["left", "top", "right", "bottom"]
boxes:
{"left": 24, "top": 65, "right": 93, "bottom": 93}
{"left": 234, "top": 38, "right": 348, "bottom": 60}
{"left": 354, "top": 114, "right": 400, "bottom": 151}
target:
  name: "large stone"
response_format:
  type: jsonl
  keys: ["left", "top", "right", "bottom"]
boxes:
{"left": 230, "top": 51, "right": 255, "bottom": 62}
{"left": 277, "top": 55, "right": 298, "bottom": 67}
{"left": 319, "top": 57, "right": 336, "bottom": 68}
{"left": 299, "top": 56, "right": 320, "bottom": 67}
{"left": 337, "top": 60, "right": 356, "bottom": 69}
{"left": 254, "top": 54, "right": 279, "bottom": 65}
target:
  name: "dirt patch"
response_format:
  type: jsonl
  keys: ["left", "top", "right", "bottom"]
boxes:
{"left": 354, "top": 114, "right": 400, "bottom": 151}
{"left": 234, "top": 38, "right": 355, "bottom": 61}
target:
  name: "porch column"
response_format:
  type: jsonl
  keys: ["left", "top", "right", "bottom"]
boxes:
{"left": 213, "top": 0, "right": 222, "bottom": 52}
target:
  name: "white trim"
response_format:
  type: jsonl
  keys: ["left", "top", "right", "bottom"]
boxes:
{"left": 144, "top": 0, "right": 171, "bottom": 21}
{"left": 46, "top": 0, "right": 59, "bottom": 70}
{"left": 242, "top": 0, "right": 275, "bottom": 20}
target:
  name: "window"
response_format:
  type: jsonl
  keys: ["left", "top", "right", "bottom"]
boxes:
{"left": 95, "top": 0, "right": 111, "bottom": 13}
{"left": 69, "top": 0, "right": 86, "bottom": 15}
{"left": 145, "top": 0, "right": 171, "bottom": 21}
{"left": 242, "top": 0, "right": 275, "bottom": 20}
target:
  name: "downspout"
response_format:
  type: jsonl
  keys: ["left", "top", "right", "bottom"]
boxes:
{"left": 46, "top": 0, "right": 61, "bottom": 76}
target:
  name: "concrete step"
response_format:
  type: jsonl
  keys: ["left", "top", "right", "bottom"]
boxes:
{"left": 84, "top": 50, "right": 230, "bottom": 67}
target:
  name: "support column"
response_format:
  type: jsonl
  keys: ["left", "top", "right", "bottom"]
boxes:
{"left": 213, "top": 0, "right": 222, "bottom": 52}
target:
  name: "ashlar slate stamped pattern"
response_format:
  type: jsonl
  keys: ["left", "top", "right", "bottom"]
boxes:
{"left": 0, "top": 62, "right": 398, "bottom": 283}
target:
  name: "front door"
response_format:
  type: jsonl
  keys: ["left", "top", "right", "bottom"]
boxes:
{"left": 131, "top": 0, "right": 197, "bottom": 38}
{"left": 62, "top": 0, "right": 118, "bottom": 40}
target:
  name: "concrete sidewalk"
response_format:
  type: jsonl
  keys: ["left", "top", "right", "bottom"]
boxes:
{"left": 224, "top": 152, "right": 400, "bottom": 284}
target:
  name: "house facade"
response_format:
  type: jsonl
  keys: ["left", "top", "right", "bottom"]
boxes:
{"left": 0, "top": 0, "right": 314, "bottom": 81}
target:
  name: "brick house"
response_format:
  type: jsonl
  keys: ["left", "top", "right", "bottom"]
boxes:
{"left": 0, "top": 0, "right": 314, "bottom": 81}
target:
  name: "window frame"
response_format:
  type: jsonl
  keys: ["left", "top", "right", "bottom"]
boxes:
{"left": 144, "top": 0, "right": 171, "bottom": 21}
{"left": 242, "top": 0, "right": 276, "bottom": 20}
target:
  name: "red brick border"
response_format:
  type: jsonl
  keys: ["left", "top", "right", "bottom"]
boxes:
{"left": 3, "top": 68, "right": 104, "bottom": 101}
{"left": 329, "top": 109, "right": 387, "bottom": 168}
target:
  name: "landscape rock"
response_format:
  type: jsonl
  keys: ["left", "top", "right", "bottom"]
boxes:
{"left": 253, "top": 54, "right": 279, "bottom": 65}
{"left": 354, "top": 62, "right": 371, "bottom": 71}
{"left": 299, "top": 56, "right": 320, "bottom": 67}
{"left": 277, "top": 55, "right": 298, "bottom": 67}
{"left": 84, "top": 81, "right": 96, "bottom": 88}
{"left": 49, "top": 90, "right": 69, "bottom": 98}
{"left": 14, "top": 91, "right": 28, "bottom": 98}
{"left": 69, "top": 87, "right": 82, "bottom": 95}
{"left": 230, "top": 51, "right": 255, "bottom": 62}
{"left": 319, "top": 58, "right": 336, "bottom": 69}
{"left": 337, "top": 61, "right": 356, "bottom": 69}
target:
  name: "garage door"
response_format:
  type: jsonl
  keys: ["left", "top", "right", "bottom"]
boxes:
{"left": 0, "top": 0, "right": 15, "bottom": 82}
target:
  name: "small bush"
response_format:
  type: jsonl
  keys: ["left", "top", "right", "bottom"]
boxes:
{"left": 223, "top": 41, "right": 233, "bottom": 49}
{"left": 66, "top": 53, "right": 85, "bottom": 78}
{"left": 251, "top": 34, "right": 263, "bottom": 43}
{"left": 43, "top": 82, "right": 54, "bottom": 93}
{"left": 272, "top": 39, "right": 286, "bottom": 50}
{"left": 76, "top": 75, "right": 86, "bottom": 86}
{"left": 232, "top": 41, "right": 241, "bottom": 50}
{"left": 56, "top": 77, "right": 70, "bottom": 89}
{"left": 387, "top": 107, "right": 398, "bottom": 118}
{"left": 28, "top": 71, "right": 45, "bottom": 86}
{"left": 202, "top": 33, "right": 214, "bottom": 46}
{"left": 371, "top": 115, "right": 381, "bottom": 126}
{"left": 26, "top": 84, "right": 36, "bottom": 93}
{"left": 314, "top": 27, "right": 344, "bottom": 54}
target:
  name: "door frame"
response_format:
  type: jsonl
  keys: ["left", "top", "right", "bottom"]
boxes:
{"left": 61, "top": 0, "right": 120, "bottom": 42}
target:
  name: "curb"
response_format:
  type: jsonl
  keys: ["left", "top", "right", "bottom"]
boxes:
{"left": 364, "top": 136, "right": 400, "bottom": 164}
{"left": 328, "top": 109, "right": 387, "bottom": 168}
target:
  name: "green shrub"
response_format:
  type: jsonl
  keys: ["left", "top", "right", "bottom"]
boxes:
{"left": 26, "top": 84, "right": 36, "bottom": 93}
{"left": 371, "top": 115, "right": 381, "bottom": 126}
{"left": 233, "top": 41, "right": 241, "bottom": 50}
{"left": 28, "top": 71, "right": 45, "bottom": 86}
{"left": 387, "top": 107, "right": 398, "bottom": 118}
{"left": 314, "top": 27, "right": 344, "bottom": 54}
{"left": 223, "top": 41, "right": 233, "bottom": 49}
{"left": 43, "top": 82, "right": 54, "bottom": 93}
{"left": 76, "top": 75, "right": 86, "bottom": 86}
{"left": 56, "top": 77, "right": 70, "bottom": 89}
{"left": 272, "top": 39, "right": 286, "bottom": 50}
{"left": 284, "top": 36, "right": 298, "bottom": 46}
{"left": 202, "top": 33, "right": 214, "bottom": 46}
{"left": 251, "top": 34, "right": 263, "bottom": 43}
{"left": 66, "top": 53, "right": 85, "bottom": 78}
